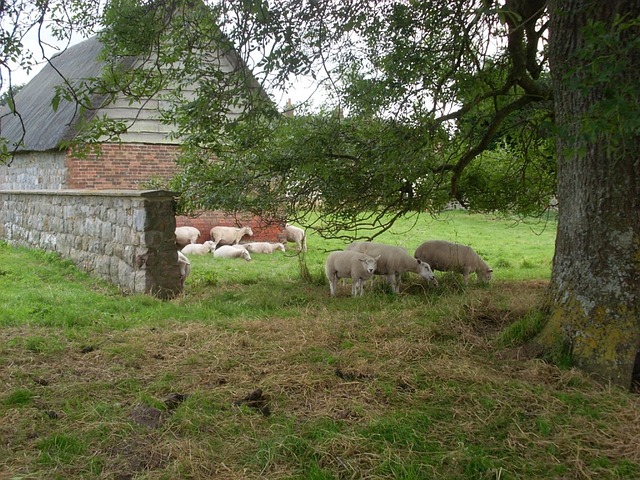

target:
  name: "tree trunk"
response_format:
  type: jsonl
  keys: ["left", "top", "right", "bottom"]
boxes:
{"left": 537, "top": 1, "right": 640, "bottom": 389}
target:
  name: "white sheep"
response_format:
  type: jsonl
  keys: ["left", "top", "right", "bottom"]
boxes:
{"left": 324, "top": 250, "right": 380, "bottom": 297}
{"left": 181, "top": 241, "right": 215, "bottom": 255}
{"left": 285, "top": 224, "right": 307, "bottom": 251}
{"left": 209, "top": 226, "right": 254, "bottom": 248}
{"left": 244, "top": 242, "right": 286, "bottom": 254}
{"left": 414, "top": 240, "right": 492, "bottom": 284}
{"left": 177, "top": 251, "right": 191, "bottom": 288}
{"left": 213, "top": 245, "right": 252, "bottom": 261}
{"left": 175, "top": 226, "right": 201, "bottom": 248}
{"left": 346, "top": 241, "right": 437, "bottom": 293}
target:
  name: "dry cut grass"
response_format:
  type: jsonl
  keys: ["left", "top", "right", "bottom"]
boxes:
{"left": 2, "top": 278, "right": 640, "bottom": 479}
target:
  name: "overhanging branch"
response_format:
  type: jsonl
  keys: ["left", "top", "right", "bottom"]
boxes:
{"left": 450, "top": 94, "right": 540, "bottom": 201}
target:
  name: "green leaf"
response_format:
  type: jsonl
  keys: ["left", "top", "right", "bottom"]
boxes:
{"left": 51, "top": 93, "right": 61, "bottom": 112}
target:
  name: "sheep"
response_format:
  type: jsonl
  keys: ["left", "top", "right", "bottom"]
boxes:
{"left": 414, "top": 240, "right": 492, "bottom": 284}
{"left": 285, "top": 224, "right": 307, "bottom": 251}
{"left": 175, "top": 226, "right": 201, "bottom": 248}
{"left": 324, "top": 250, "right": 380, "bottom": 297}
{"left": 213, "top": 245, "right": 252, "bottom": 261}
{"left": 346, "top": 241, "right": 437, "bottom": 293}
{"left": 181, "top": 240, "right": 215, "bottom": 255}
{"left": 244, "top": 242, "right": 286, "bottom": 254}
{"left": 209, "top": 226, "right": 254, "bottom": 248}
{"left": 177, "top": 251, "right": 191, "bottom": 288}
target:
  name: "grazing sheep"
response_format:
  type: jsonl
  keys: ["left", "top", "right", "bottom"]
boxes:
{"left": 414, "top": 240, "right": 492, "bottom": 284}
{"left": 210, "top": 226, "right": 254, "bottom": 248}
{"left": 177, "top": 251, "right": 191, "bottom": 288}
{"left": 244, "top": 242, "right": 286, "bottom": 254}
{"left": 175, "top": 226, "right": 201, "bottom": 248}
{"left": 285, "top": 224, "right": 307, "bottom": 251}
{"left": 325, "top": 250, "right": 380, "bottom": 297}
{"left": 346, "top": 241, "right": 437, "bottom": 293}
{"left": 181, "top": 241, "right": 215, "bottom": 255}
{"left": 213, "top": 245, "right": 252, "bottom": 261}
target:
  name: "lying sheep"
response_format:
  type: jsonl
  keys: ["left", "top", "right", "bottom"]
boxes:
{"left": 325, "top": 250, "right": 380, "bottom": 297}
{"left": 347, "top": 241, "right": 437, "bottom": 293}
{"left": 210, "top": 226, "right": 254, "bottom": 248}
{"left": 213, "top": 245, "right": 252, "bottom": 261}
{"left": 285, "top": 224, "right": 307, "bottom": 251}
{"left": 181, "top": 241, "right": 215, "bottom": 255}
{"left": 244, "top": 242, "right": 286, "bottom": 254}
{"left": 177, "top": 251, "right": 191, "bottom": 288}
{"left": 414, "top": 240, "right": 492, "bottom": 284}
{"left": 175, "top": 226, "right": 201, "bottom": 248}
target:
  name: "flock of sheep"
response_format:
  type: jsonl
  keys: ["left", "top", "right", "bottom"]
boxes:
{"left": 173, "top": 223, "right": 492, "bottom": 296}
{"left": 326, "top": 239, "right": 493, "bottom": 297}
{"left": 174, "top": 224, "right": 306, "bottom": 287}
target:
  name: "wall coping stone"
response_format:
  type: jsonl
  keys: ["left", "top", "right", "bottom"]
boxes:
{"left": 0, "top": 189, "right": 177, "bottom": 198}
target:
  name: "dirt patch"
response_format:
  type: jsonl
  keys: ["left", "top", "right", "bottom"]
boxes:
{"left": 233, "top": 388, "right": 271, "bottom": 416}
{"left": 129, "top": 405, "right": 165, "bottom": 429}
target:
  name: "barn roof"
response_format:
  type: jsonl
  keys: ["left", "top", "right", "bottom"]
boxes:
{"left": 0, "top": 36, "right": 110, "bottom": 152}
{"left": 0, "top": 32, "right": 270, "bottom": 153}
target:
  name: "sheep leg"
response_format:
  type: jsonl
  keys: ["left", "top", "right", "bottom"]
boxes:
{"left": 462, "top": 267, "right": 471, "bottom": 285}
{"left": 352, "top": 278, "right": 363, "bottom": 296}
{"left": 329, "top": 274, "right": 338, "bottom": 296}
{"left": 392, "top": 273, "right": 401, "bottom": 293}
{"left": 385, "top": 274, "right": 399, "bottom": 293}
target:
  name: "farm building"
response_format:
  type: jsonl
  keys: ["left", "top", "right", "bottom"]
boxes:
{"left": 0, "top": 34, "right": 285, "bottom": 243}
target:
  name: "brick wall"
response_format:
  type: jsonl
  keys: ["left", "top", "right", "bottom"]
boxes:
{"left": 66, "top": 143, "right": 181, "bottom": 190}
{"left": 176, "top": 211, "right": 287, "bottom": 244}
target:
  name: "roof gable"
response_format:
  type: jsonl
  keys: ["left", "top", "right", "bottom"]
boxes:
{"left": 1, "top": 31, "right": 269, "bottom": 153}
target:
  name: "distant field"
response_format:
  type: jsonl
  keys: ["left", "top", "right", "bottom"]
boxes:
{"left": 3, "top": 211, "right": 639, "bottom": 480}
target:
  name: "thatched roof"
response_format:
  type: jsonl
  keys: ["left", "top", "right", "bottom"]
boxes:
{"left": 0, "top": 36, "right": 109, "bottom": 152}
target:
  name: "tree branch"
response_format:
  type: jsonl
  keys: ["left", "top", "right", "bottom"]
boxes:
{"left": 449, "top": 94, "right": 541, "bottom": 201}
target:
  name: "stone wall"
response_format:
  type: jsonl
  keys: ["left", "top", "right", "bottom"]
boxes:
{"left": 0, "top": 151, "right": 67, "bottom": 190}
{"left": 0, "top": 189, "right": 182, "bottom": 298}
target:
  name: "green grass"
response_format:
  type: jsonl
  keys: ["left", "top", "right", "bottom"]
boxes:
{"left": 2, "top": 211, "right": 640, "bottom": 479}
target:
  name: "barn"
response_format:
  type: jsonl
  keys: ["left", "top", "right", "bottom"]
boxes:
{"left": 0, "top": 34, "right": 285, "bottom": 243}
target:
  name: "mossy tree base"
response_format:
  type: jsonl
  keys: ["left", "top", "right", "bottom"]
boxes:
{"left": 534, "top": 296, "right": 640, "bottom": 389}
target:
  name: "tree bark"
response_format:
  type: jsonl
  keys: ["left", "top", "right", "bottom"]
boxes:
{"left": 537, "top": 1, "right": 640, "bottom": 388}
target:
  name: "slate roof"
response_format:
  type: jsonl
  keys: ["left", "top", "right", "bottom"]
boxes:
{"left": 0, "top": 36, "right": 111, "bottom": 152}
{"left": 0, "top": 33, "right": 269, "bottom": 153}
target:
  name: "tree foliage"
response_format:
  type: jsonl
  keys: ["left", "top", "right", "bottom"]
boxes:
{"left": 2, "top": 0, "right": 554, "bottom": 235}
{"left": 151, "top": 0, "right": 554, "bottom": 236}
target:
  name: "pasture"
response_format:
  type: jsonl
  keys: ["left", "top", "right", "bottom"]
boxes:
{"left": 1, "top": 211, "right": 639, "bottom": 479}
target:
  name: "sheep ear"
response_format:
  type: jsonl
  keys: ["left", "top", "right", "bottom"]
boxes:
{"left": 374, "top": 255, "right": 381, "bottom": 260}
{"left": 488, "top": 269, "right": 493, "bottom": 272}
